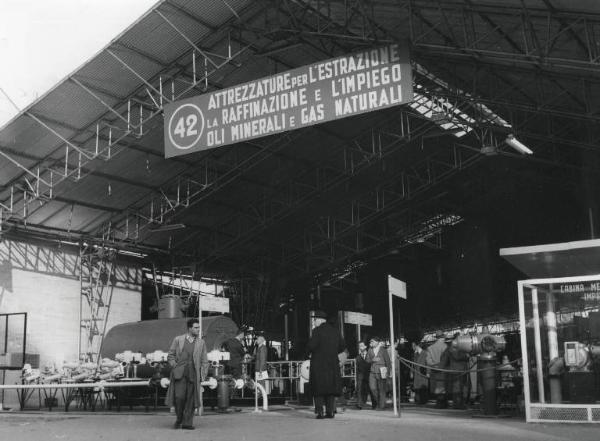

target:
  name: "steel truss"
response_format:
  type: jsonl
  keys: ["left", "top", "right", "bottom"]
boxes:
{"left": 0, "top": 0, "right": 260, "bottom": 237}
{"left": 279, "top": 138, "right": 483, "bottom": 276}
{"left": 3, "top": 0, "right": 598, "bottom": 288}
{"left": 79, "top": 243, "right": 116, "bottom": 363}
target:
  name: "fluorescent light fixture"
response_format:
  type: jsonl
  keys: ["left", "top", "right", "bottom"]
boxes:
{"left": 505, "top": 135, "right": 533, "bottom": 155}
{"left": 148, "top": 223, "right": 186, "bottom": 232}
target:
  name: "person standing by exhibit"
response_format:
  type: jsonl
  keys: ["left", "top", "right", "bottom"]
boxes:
{"left": 355, "top": 340, "right": 376, "bottom": 409}
{"left": 306, "top": 310, "right": 346, "bottom": 419}
{"left": 411, "top": 341, "right": 429, "bottom": 405}
{"left": 367, "top": 336, "right": 392, "bottom": 410}
{"left": 223, "top": 328, "right": 246, "bottom": 378}
{"left": 447, "top": 332, "right": 469, "bottom": 409}
{"left": 426, "top": 331, "right": 449, "bottom": 408}
{"left": 165, "top": 318, "right": 209, "bottom": 430}
{"left": 254, "top": 334, "right": 268, "bottom": 385}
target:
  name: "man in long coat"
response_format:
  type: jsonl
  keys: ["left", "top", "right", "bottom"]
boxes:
{"left": 447, "top": 334, "right": 469, "bottom": 409}
{"left": 426, "top": 331, "right": 448, "bottom": 408}
{"left": 165, "top": 318, "right": 209, "bottom": 430}
{"left": 412, "top": 342, "right": 429, "bottom": 405}
{"left": 306, "top": 310, "right": 346, "bottom": 419}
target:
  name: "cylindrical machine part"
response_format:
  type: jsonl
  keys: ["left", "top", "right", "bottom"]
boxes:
{"left": 546, "top": 290, "right": 561, "bottom": 403}
{"left": 531, "top": 288, "right": 545, "bottom": 403}
{"left": 217, "top": 375, "right": 231, "bottom": 410}
{"left": 478, "top": 355, "right": 497, "bottom": 415}
{"left": 158, "top": 295, "right": 184, "bottom": 319}
{"left": 284, "top": 313, "right": 289, "bottom": 361}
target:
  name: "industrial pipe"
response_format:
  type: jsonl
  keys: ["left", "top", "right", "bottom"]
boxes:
{"left": 0, "top": 378, "right": 220, "bottom": 391}
{"left": 159, "top": 377, "right": 218, "bottom": 389}
{"left": 247, "top": 379, "right": 268, "bottom": 412}
{"left": 0, "top": 381, "right": 151, "bottom": 390}
{"left": 41, "top": 373, "right": 64, "bottom": 383}
{"left": 546, "top": 290, "right": 561, "bottom": 403}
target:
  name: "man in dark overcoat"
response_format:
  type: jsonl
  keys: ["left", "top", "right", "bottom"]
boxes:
{"left": 306, "top": 310, "right": 346, "bottom": 419}
{"left": 223, "top": 328, "right": 246, "bottom": 378}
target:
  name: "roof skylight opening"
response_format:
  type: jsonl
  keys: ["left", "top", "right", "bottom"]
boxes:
{"left": 412, "top": 63, "right": 512, "bottom": 137}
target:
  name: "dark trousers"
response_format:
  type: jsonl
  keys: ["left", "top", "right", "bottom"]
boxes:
{"left": 173, "top": 379, "right": 196, "bottom": 427}
{"left": 369, "top": 374, "right": 387, "bottom": 410}
{"left": 314, "top": 395, "right": 336, "bottom": 416}
{"left": 414, "top": 386, "right": 429, "bottom": 405}
{"left": 356, "top": 373, "right": 376, "bottom": 408}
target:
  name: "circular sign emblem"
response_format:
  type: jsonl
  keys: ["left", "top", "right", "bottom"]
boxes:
{"left": 168, "top": 103, "right": 204, "bottom": 150}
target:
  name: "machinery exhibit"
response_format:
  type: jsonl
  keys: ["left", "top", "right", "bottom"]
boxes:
{"left": 1, "top": 0, "right": 600, "bottom": 429}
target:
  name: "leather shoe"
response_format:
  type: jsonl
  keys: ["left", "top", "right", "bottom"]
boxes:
{"left": 181, "top": 425, "right": 195, "bottom": 430}
{"left": 325, "top": 414, "right": 334, "bottom": 419}
{"left": 316, "top": 414, "right": 324, "bottom": 419}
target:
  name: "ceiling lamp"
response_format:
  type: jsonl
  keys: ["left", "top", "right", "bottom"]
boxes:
{"left": 148, "top": 223, "right": 186, "bottom": 232}
{"left": 505, "top": 135, "right": 533, "bottom": 155}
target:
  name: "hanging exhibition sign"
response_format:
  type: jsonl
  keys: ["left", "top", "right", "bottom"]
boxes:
{"left": 199, "top": 295, "right": 230, "bottom": 313}
{"left": 343, "top": 311, "right": 373, "bottom": 326}
{"left": 163, "top": 43, "right": 413, "bottom": 157}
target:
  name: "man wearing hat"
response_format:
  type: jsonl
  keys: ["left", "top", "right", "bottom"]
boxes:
{"left": 306, "top": 310, "right": 346, "bottom": 419}
{"left": 223, "top": 327, "right": 246, "bottom": 379}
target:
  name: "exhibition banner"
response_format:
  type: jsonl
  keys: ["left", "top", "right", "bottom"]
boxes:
{"left": 343, "top": 311, "right": 373, "bottom": 326}
{"left": 163, "top": 43, "right": 413, "bottom": 157}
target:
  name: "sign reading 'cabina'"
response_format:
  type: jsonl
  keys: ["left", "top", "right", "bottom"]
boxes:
{"left": 163, "top": 43, "right": 413, "bottom": 157}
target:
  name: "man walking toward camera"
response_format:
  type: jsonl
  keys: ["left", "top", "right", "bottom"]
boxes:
{"left": 166, "top": 318, "right": 209, "bottom": 430}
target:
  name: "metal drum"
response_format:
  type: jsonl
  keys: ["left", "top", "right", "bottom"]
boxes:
{"left": 217, "top": 375, "right": 232, "bottom": 410}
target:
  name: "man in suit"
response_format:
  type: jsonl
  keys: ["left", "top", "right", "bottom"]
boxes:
{"left": 355, "top": 341, "right": 376, "bottom": 409}
{"left": 306, "top": 310, "right": 346, "bottom": 419}
{"left": 366, "top": 336, "right": 392, "bottom": 410}
{"left": 165, "top": 318, "right": 209, "bottom": 430}
{"left": 254, "top": 335, "right": 268, "bottom": 384}
{"left": 223, "top": 328, "right": 246, "bottom": 378}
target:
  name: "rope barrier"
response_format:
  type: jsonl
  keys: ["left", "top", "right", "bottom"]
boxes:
{"left": 398, "top": 356, "right": 521, "bottom": 376}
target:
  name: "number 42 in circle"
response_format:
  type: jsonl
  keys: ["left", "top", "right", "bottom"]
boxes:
{"left": 168, "top": 103, "right": 204, "bottom": 150}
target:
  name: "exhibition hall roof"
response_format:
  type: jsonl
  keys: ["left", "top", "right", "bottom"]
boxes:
{"left": 1, "top": 0, "right": 599, "bottom": 284}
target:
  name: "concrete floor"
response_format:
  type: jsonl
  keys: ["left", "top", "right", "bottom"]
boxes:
{"left": 0, "top": 406, "right": 597, "bottom": 441}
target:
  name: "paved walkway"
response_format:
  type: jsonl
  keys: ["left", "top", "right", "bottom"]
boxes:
{"left": 0, "top": 406, "right": 596, "bottom": 441}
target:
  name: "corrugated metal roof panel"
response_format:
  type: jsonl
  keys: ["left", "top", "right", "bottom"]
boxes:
{"left": 119, "top": 7, "right": 212, "bottom": 66}
{"left": 57, "top": 174, "right": 147, "bottom": 211}
{"left": 30, "top": 81, "right": 110, "bottom": 130}
{"left": 174, "top": 0, "right": 253, "bottom": 28}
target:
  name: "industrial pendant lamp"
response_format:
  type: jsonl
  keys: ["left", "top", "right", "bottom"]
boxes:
{"left": 505, "top": 135, "right": 533, "bottom": 155}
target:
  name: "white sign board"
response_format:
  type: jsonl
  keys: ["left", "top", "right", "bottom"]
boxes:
{"left": 199, "top": 296, "right": 230, "bottom": 313}
{"left": 343, "top": 311, "right": 373, "bottom": 326}
{"left": 388, "top": 275, "right": 407, "bottom": 299}
{"left": 163, "top": 43, "right": 413, "bottom": 156}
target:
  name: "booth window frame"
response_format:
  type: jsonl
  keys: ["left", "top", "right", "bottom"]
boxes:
{"left": 518, "top": 274, "right": 600, "bottom": 423}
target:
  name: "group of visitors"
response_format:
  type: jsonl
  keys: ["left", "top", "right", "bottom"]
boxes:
{"left": 411, "top": 331, "right": 470, "bottom": 409}
{"left": 355, "top": 336, "right": 393, "bottom": 410}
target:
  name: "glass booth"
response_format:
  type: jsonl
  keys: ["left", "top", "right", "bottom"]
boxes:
{"left": 518, "top": 275, "right": 600, "bottom": 423}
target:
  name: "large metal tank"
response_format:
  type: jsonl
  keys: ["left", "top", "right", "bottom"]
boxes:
{"left": 99, "top": 316, "right": 239, "bottom": 359}
{"left": 157, "top": 295, "right": 184, "bottom": 319}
